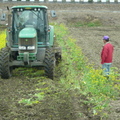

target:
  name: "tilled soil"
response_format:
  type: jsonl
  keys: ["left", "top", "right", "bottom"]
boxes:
{"left": 54, "top": 5, "right": 120, "bottom": 120}
{"left": 0, "top": 3, "right": 120, "bottom": 120}
{"left": 0, "top": 71, "right": 92, "bottom": 120}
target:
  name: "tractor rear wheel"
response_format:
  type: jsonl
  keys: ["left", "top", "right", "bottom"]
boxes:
{"left": 0, "top": 47, "right": 12, "bottom": 79}
{"left": 44, "top": 48, "right": 56, "bottom": 80}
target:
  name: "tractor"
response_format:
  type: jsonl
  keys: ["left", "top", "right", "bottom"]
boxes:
{"left": 0, "top": 5, "right": 61, "bottom": 80}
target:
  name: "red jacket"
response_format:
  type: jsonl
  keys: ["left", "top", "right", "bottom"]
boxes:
{"left": 101, "top": 42, "right": 114, "bottom": 64}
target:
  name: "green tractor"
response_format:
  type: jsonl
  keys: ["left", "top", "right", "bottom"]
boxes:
{"left": 0, "top": 5, "right": 61, "bottom": 79}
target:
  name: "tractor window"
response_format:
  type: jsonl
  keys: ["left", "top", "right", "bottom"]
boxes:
{"left": 13, "top": 10, "right": 38, "bottom": 44}
{"left": 37, "top": 10, "right": 45, "bottom": 42}
{"left": 14, "top": 10, "right": 45, "bottom": 29}
{"left": 16, "top": 11, "right": 37, "bottom": 28}
{"left": 39, "top": 10, "right": 44, "bottom": 21}
{"left": 13, "top": 9, "right": 46, "bottom": 44}
{"left": 37, "top": 10, "right": 44, "bottom": 29}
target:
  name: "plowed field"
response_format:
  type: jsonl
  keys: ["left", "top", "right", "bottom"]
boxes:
{"left": 0, "top": 3, "right": 120, "bottom": 120}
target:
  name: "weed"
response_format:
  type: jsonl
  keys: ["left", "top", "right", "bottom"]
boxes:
{"left": 13, "top": 67, "right": 45, "bottom": 77}
{"left": 18, "top": 92, "right": 45, "bottom": 106}
{"left": 70, "top": 20, "right": 102, "bottom": 27}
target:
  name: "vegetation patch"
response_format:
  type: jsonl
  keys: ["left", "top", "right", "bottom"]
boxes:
{"left": 76, "top": 21, "right": 101, "bottom": 27}
{"left": 0, "top": 30, "right": 6, "bottom": 49}
{"left": 13, "top": 67, "right": 45, "bottom": 77}
{"left": 54, "top": 23, "right": 120, "bottom": 118}
{"left": 70, "top": 20, "right": 102, "bottom": 27}
{"left": 67, "top": 15, "right": 102, "bottom": 27}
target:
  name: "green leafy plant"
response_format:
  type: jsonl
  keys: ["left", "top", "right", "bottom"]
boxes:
{"left": 18, "top": 92, "right": 45, "bottom": 106}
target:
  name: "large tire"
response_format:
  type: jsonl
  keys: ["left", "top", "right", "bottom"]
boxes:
{"left": 44, "top": 48, "right": 55, "bottom": 80}
{"left": 0, "top": 47, "right": 12, "bottom": 79}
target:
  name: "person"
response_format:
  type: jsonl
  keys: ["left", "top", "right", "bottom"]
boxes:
{"left": 101, "top": 36, "right": 114, "bottom": 76}
{"left": 24, "top": 12, "right": 37, "bottom": 27}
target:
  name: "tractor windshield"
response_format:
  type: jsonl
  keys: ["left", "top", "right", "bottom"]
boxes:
{"left": 14, "top": 10, "right": 44, "bottom": 29}
{"left": 13, "top": 9, "right": 45, "bottom": 44}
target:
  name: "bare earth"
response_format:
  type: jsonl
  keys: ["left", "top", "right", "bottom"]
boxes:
{"left": 0, "top": 3, "right": 120, "bottom": 120}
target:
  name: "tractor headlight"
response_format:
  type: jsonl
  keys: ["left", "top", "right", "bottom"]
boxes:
{"left": 20, "top": 8, "right": 23, "bottom": 11}
{"left": 27, "top": 46, "right": 35, "bottom": 50}
{"left": 19, "top": 46, "right": 26, "bottom": 50}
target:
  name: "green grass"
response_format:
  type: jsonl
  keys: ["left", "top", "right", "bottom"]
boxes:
{"left": 71, "top": 20, "right": 102, "bottom": 27}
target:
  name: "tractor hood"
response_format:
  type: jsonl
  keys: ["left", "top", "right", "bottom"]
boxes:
{"left": 19, "top": 27, "right": 37, "bottom": 38}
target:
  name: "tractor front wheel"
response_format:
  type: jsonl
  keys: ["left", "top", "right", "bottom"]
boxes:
{"left": 0, "top": 47, "right": 12, "bottom": 79}
{"left": 44, "top": 48, "right": 56, "bottom": 80}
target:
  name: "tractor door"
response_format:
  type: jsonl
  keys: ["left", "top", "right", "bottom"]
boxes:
{"left": 37, "top": 9, "right": 45, "bottom": 43}
{"left": 37, "top": 8, "right": 50, "bottom": 46}
{"left": 12, "top": 10, "right": 22, "bottom": 45}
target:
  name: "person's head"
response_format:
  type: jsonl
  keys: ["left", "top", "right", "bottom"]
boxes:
{"left": 103, "top": 36, "right": 109, "bottom": 43}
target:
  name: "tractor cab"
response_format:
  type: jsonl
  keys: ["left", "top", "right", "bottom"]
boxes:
{"left": 9, "top": 6, "right": 50, "bottom": 47}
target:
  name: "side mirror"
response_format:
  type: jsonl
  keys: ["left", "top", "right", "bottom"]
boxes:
{"left": 50, "top": 10, "right": 57, "bottom": 18}
{"left": 1, "top": 13, "right": 6, "bottom": 21}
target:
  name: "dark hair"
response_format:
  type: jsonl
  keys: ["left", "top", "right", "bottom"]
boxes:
{"left": 105, "top": 39, "right": 109, "bottom": 42}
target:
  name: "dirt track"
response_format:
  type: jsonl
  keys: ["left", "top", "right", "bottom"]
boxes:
{"left": 0, "top": 3, "right": 120, "bottom": 120}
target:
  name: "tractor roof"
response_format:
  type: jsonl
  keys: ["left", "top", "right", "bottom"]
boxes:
{"left": 12, "top": 5, "right": 48, "bottom": 9}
